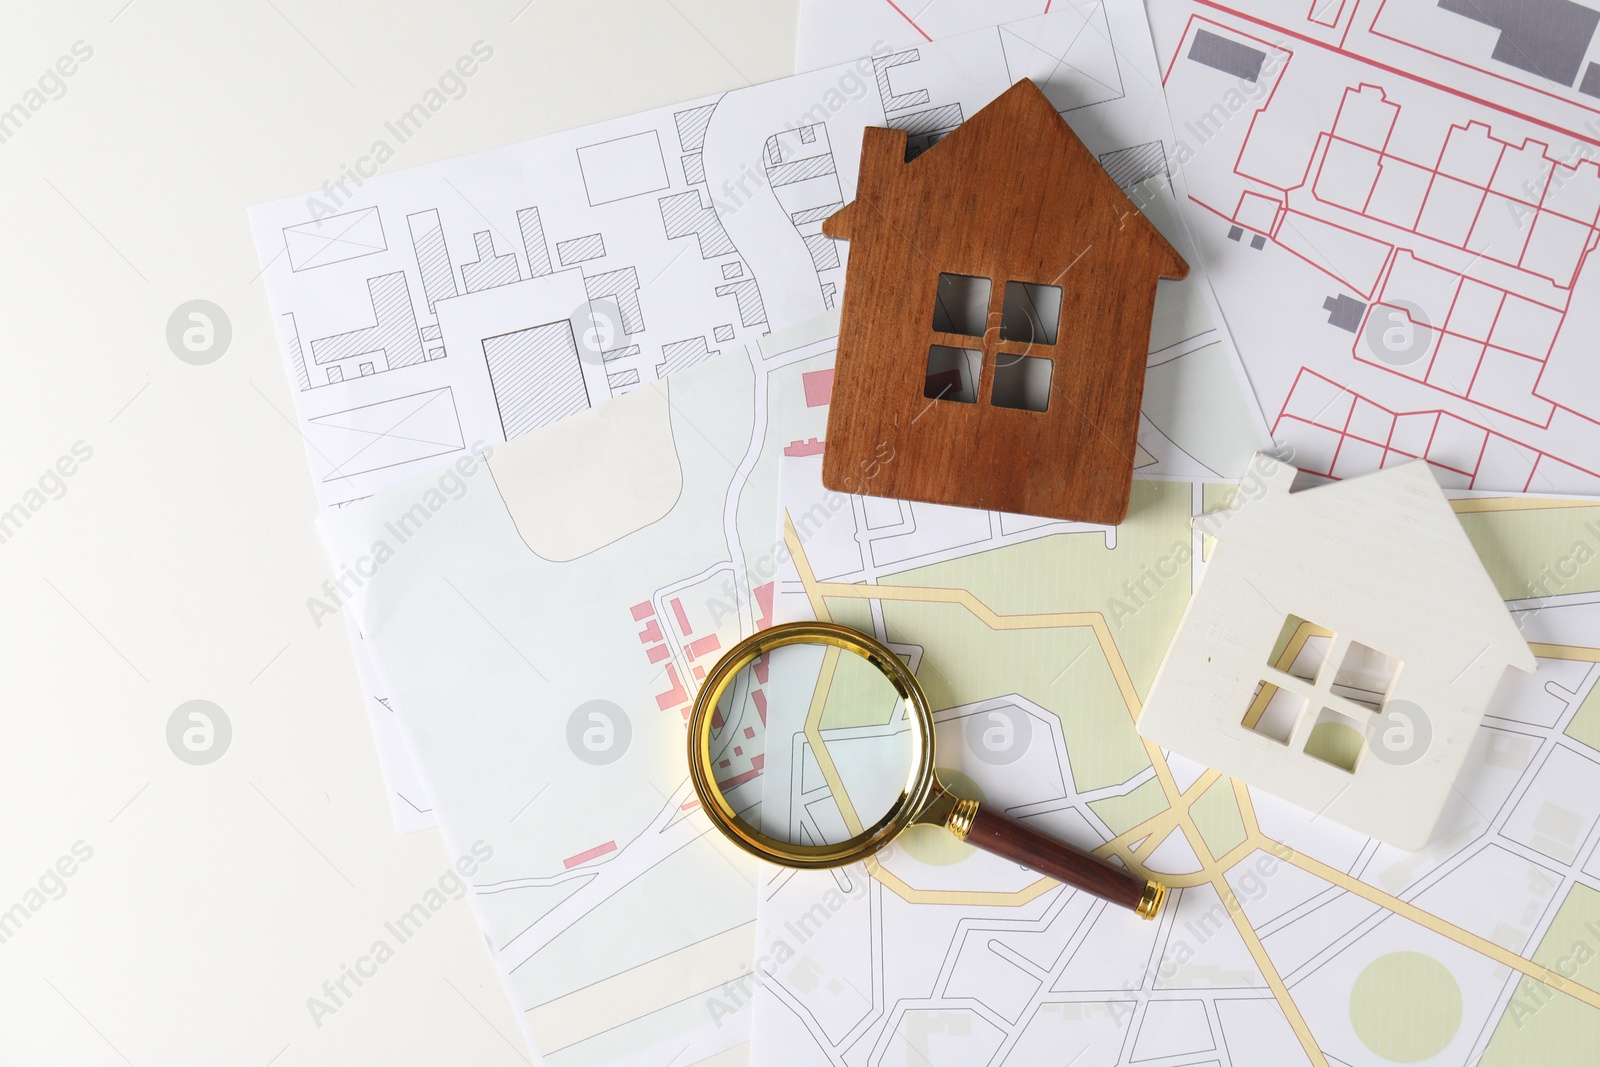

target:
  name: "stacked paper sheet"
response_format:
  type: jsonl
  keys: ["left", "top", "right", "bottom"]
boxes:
{"left": 249, "top": 1, "right": 1600, "bottom": 1063}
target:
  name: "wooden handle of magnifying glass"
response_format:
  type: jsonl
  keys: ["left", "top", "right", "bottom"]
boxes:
{"left": 956, "top": 803, "right": 1166, "bottom": 918}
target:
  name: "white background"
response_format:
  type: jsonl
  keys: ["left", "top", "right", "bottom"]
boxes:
{"left": 0, "top": 2, "right": 796, "bottom": 1063}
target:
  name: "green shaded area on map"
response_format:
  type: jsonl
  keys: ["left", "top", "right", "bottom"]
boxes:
{"left": 1191, "top": 777, "right": 1246, "bottom": 859}
{"left": 1565, "top": 681, "right": 1600, "bottom": 755}
{"left": 816, "top": 644, "right": 903, "bottom": 731}
{"left": 1088, "top": 776, "right": 1169, "bottom": 837}
{"left": 1349, "top": 950, "right": 1464, "bottom": 1062}
{"left": 875, "top": 482, "right": 1192, "bottom": 793}
{"left": 1480, "top": 883, "right": 1600, "bottom": 1064}
{"left": 1456, "top": 504, "right": 1600, "bottom": 602}
{"left": 822, "top": 595, "right": 874, "bottom": 637}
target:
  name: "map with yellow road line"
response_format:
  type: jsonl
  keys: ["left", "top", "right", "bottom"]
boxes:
{"left": 755, "top": 454, "right": 1600, "bottom": 1066}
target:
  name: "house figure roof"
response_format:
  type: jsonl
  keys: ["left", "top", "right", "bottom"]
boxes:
{"left": 1139, "top": 453, "right": 1536, "bottom": 850}
{"left": 820, "top": 78, "right": 1189, "bottom": 524}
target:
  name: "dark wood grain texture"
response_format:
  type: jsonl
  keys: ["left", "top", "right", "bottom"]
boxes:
{"left": 821, "top": 78, "right": 1188, "bottom": 524}
{"left": 966, "top": 804, "right": 1150, "bottom": 913}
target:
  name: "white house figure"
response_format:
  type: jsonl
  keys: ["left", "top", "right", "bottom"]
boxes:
{"left": 1137, "top": 453, "right": 1535, "bottom": 850}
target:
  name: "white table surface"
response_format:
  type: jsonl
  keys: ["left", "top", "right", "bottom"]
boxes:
{"left": 0, "top": 3, "right": 796, "bottom": 1063}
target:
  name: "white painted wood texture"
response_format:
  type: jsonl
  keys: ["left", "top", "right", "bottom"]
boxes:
{"left": 1137, "top": 454, "right": 1536, "bottom": 850}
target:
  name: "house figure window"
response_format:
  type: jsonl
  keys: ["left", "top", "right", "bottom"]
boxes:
{"left": 1137, "top": 453, "right": 1536, "bottom": 850}
{"left": 818, "top": 78, "right": 1190, "bottom": 523}
{"left": 1242, "top": 615, "right": 1406, "bottom": 775}
{"left": 925, "top": 273, "right": 1062, "bottom": 413}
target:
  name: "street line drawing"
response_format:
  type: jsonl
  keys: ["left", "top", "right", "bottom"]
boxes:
{"left": 762, "top": 449, "right": 1600, "bottom": 1067}
{"left": 1154, "top": 0, "right": 1600, "bottom": 494}
{"left": 1394, "top": 0, "right": 1600, "bottom": 102}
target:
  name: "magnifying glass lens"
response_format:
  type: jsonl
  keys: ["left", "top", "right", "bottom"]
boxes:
{"left": 693, "top": 622, "right": 1165, "bottom": 917}
{"left": 708, "top": 639, "right": 915, "bottom": 849}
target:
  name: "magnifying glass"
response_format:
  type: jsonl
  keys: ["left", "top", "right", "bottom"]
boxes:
{"left": 687, "top": 621, "right": 1166, "bottom": 919}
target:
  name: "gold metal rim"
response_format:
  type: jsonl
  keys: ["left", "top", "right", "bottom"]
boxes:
{"left": 1136, "top": 879, "right": 1167, "bottom": 921}
{"left": 945, "top": 797, "right": 980, "bottom": 842}
{"left": 687, "top": 621, "right": 938, "bottom": 869}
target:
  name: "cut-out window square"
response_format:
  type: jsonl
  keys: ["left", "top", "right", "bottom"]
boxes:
{"left": 1332, "top": 641, "right": 1400, "bottom": 711}
{"left": 991, "top": 353, "right": 1052, "bottom": 412}
{"left": 1269, "top": 614, "right": 1334, "bottom": 683}
{"left": 1000, "top": 281, "right": 1063, "bottom": 345}
{"left": 1242, "top": 681, "right": 1306, "bottom": 745}
{"left": 932, "top": 273, "right": 991, "bottom": 337}
{"left": 1305, "top": 707, "right": 1367, "bottom": 773}
{"left": 925, "top": 345, "right": 981, "bottom": 404}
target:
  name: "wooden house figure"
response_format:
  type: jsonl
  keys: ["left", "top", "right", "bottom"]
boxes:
{"left": 820, "top": 78, "right": 1189, "bottom": 524}
{"left": 1137, "top": 454, "right": 1536, "bottom": 850}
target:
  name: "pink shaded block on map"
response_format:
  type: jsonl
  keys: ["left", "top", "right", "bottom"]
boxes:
{"left": 717, "top": 766, "right": 761, "bottom": 790}
{"left": 656, "top": 663, "right": 688, "bottom": 711}
{"left": 753, "top": 582, "right": 775, "bottom": 631}
{"left": 802, "top": 368, "right": 835, "bottom": 407}
{"left": 716, "top": 753, "right": 766, "bottom": 792}
{"left": 688, "top": 634, "right": 722, "bottom": 660}
{"left": 563, "top": 841, "right": 617, "bottom": 869}
{"left": 785, "top": 438, "right": 826, "bottom": 457}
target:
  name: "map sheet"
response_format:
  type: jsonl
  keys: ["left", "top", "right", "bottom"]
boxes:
{"left": 1147, "top": 0, "right": 1600, "bottom": 496}
{"left": 318, "top": 315, "right": 841, "bottom": 1066}
{"left": 754, "top": 452, "right": 1600, "bottom": 1065}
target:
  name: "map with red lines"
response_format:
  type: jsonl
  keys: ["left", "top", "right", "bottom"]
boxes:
{"left": 1152, "top": 0, "right": 1600, "bottom": 495}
